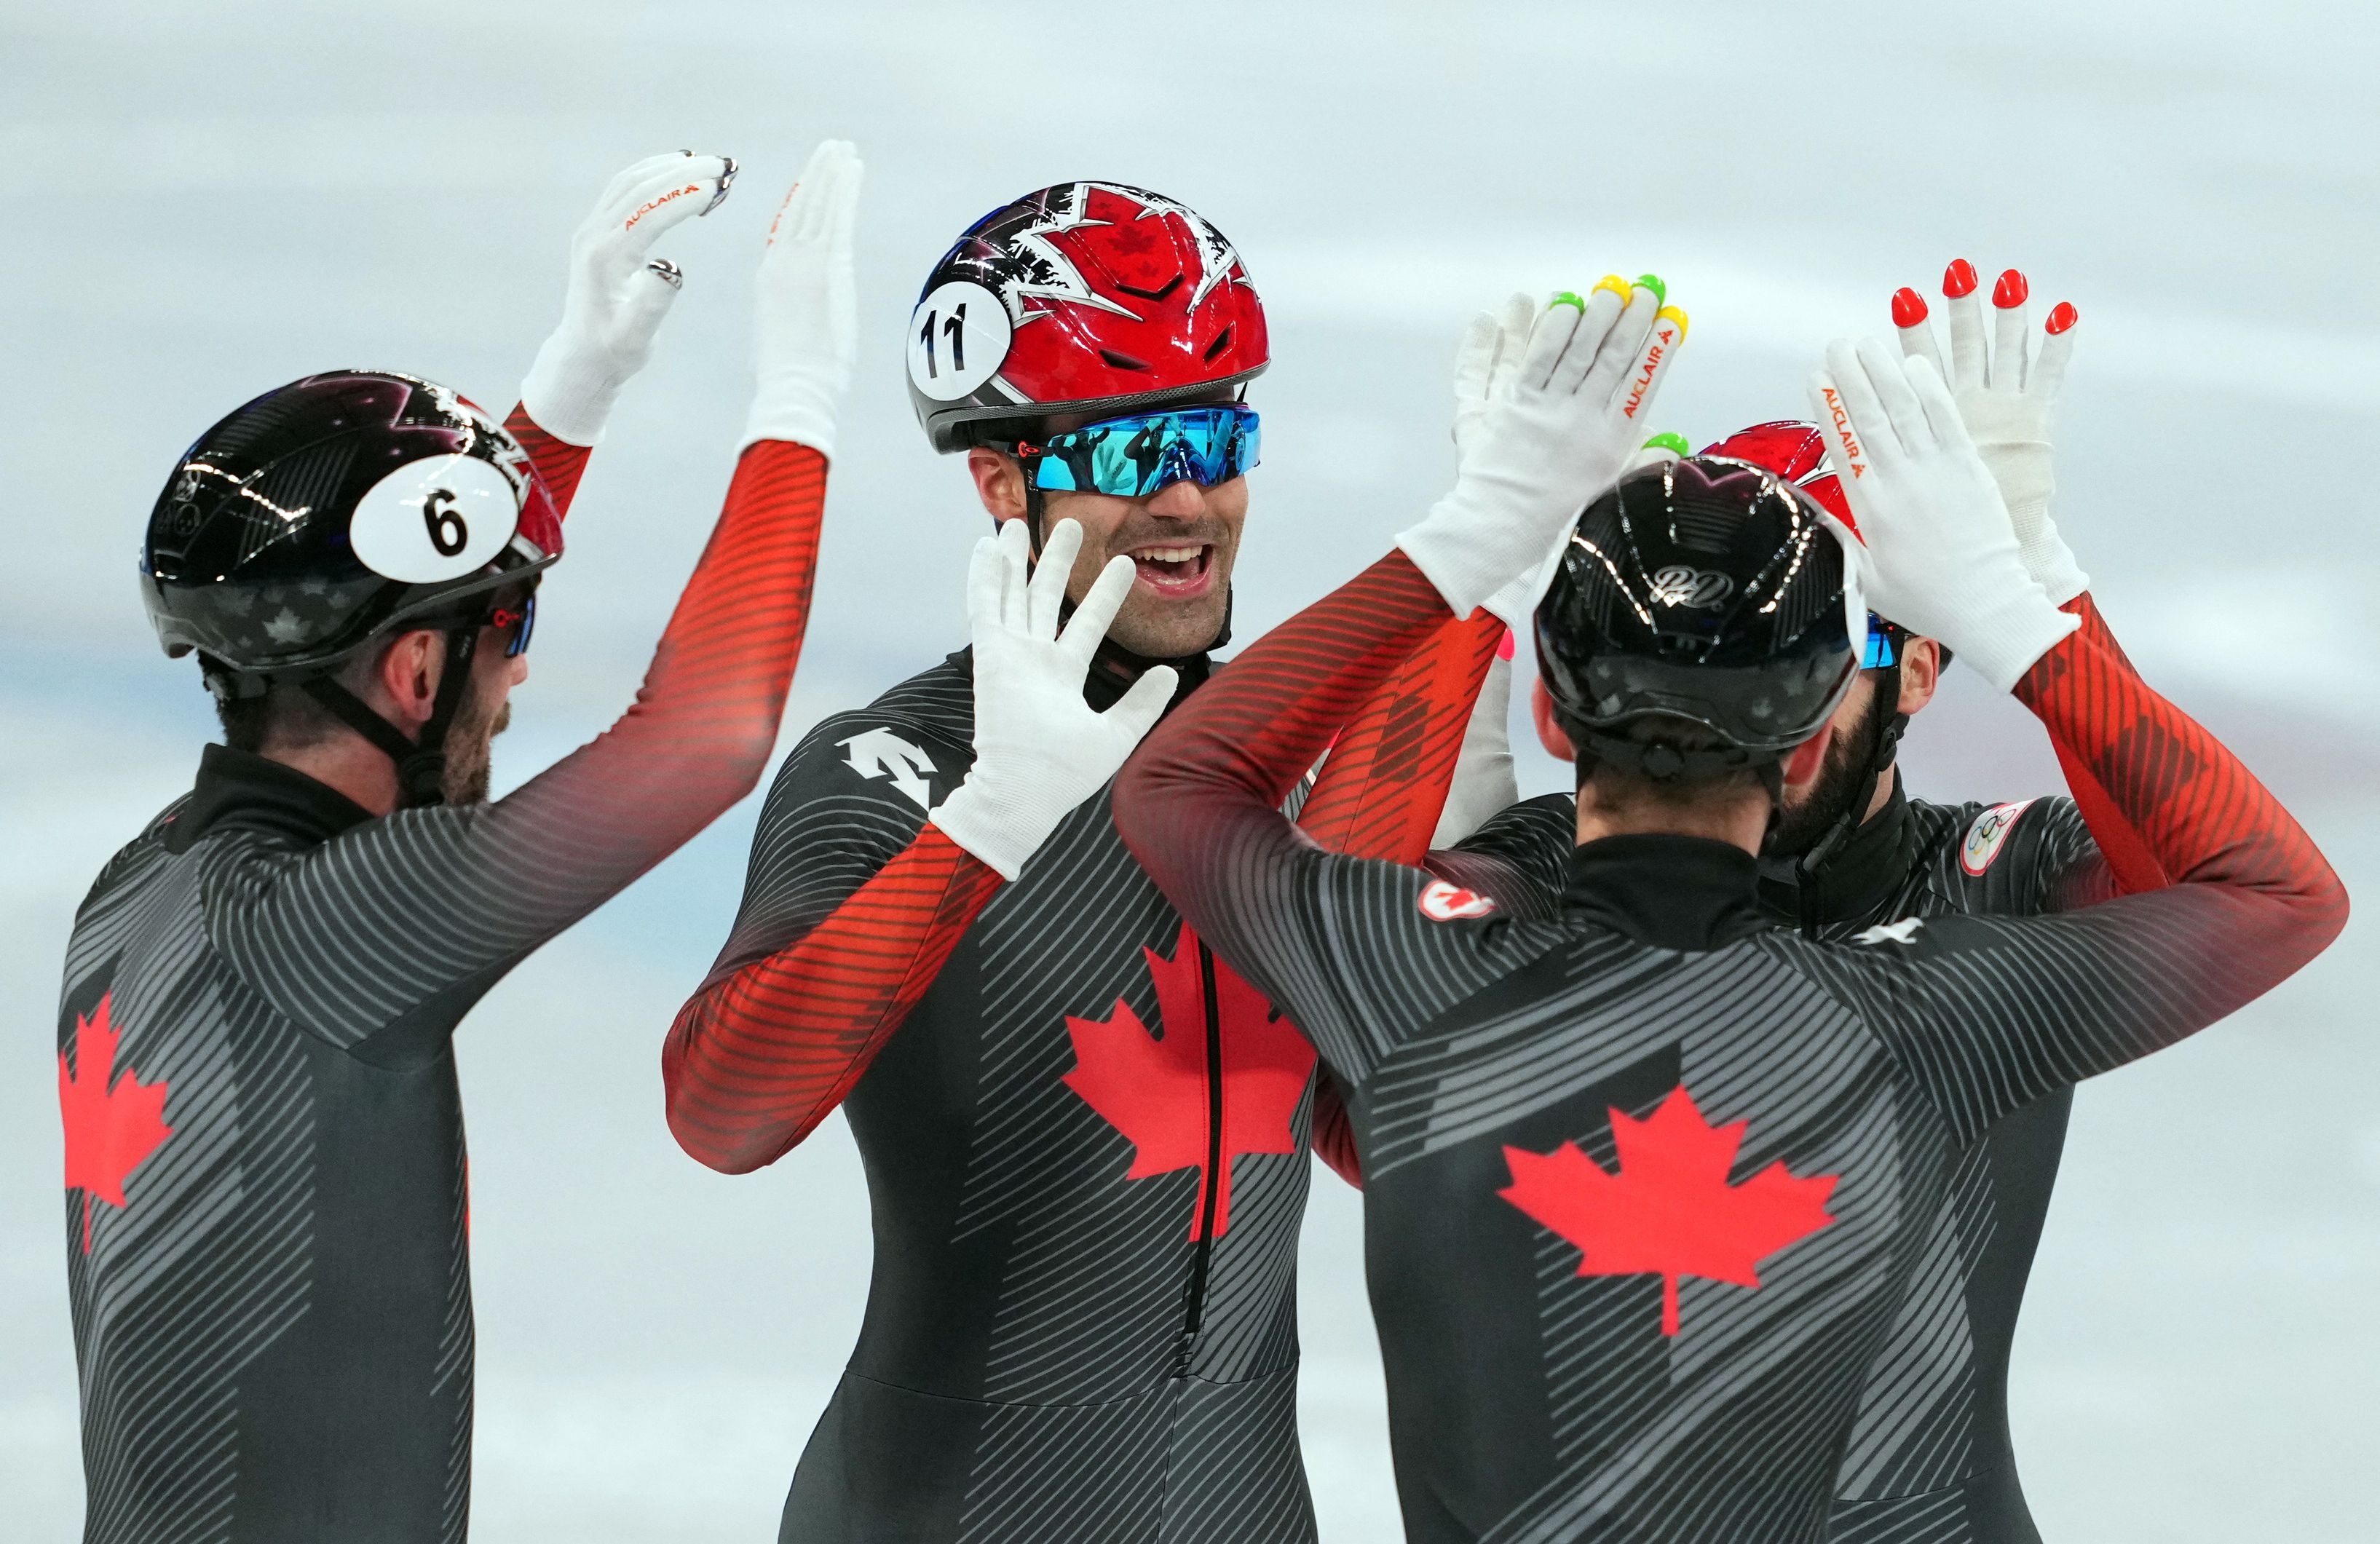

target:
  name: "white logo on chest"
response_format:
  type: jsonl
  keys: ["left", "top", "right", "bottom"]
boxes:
{"left": 838, "top": 727, "right": 938, "bottom": 809}
{"left": 1851, "top": 916, "right": 1924, "bottom": 946}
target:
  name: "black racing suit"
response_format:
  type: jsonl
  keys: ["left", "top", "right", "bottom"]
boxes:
{"left": 1113, "top": 550, "right": 2345, "bottom": 1544}
{"left": 665, "top": 630, "right": 1508, "bottom": 1544}
{"left": 1760, "top": 788, "right": 2100, "bottom": 1543}
{"left": 55, "top": 438, "right": 826, "bottom": 1543}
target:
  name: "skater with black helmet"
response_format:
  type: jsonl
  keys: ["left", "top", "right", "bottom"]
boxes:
{"left": 1112, "top": 295, "right": 2345, "bottom": 1542}
{"left": 55, "top": 140, "right": 858, "bottom": 1544}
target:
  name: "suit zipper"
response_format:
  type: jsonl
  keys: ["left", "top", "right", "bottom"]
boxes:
{"left": 1176, "top": 941, "right": 1228, "bottom": 1366}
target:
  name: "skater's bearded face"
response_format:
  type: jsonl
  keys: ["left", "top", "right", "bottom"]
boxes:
{"left": 1766, "top": 638, "right": 1942, "bottom": 856}
{"left": 968, "top": 438, "right": 1247, "bottom": 661}
{"left": 438, "top": 637, "right": 522, "bottom": 808}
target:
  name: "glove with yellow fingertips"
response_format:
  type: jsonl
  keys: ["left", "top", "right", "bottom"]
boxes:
{"left": 1412, "top": 277, "right": 1687, "bottom": 630}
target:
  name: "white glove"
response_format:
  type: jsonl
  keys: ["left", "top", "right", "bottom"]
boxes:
{"left": 1450, "top": 292, "right": 1536, "bottom": 461}
{"left": 1402, "top": 279, "right": 1683, "bottom": 628}
{"left": 930, "top": 519, "right": 1178, "bottom": 880}
{"left": 740, "top": 140, "right": 862, "bottom": 457}
{"left": 519, "top": 151, "right": 736, "bottom": 446}
{"left": 1808, "top": 338, "right": 2078, "bottom": 692}
{"left": 1892, "top": 263, "right": 2087, "bottom": 603}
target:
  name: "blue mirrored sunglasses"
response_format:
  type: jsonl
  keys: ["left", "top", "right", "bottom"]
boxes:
{"left": 1861, "top": 615, "right": 1899, "bottom": 670}
{"left": 1023, "top": 405, "right": 1260, "bottom": 498}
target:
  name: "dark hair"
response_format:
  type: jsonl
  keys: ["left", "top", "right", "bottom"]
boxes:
{"left": 210, "top": 645, "right": 385, "bottom": 755}
{"left": 1563, "top": 710, "right": 1763, "bottom": 811}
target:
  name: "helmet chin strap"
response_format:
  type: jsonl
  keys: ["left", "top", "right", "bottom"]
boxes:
{"left": 1789, "top": 662, "right": 1907, "bottom": 938}
{"left": 301, "top": 626, "right": 481, "bottom": 809}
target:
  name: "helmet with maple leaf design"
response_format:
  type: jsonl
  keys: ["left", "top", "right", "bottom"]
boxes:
{"left": 141, "top": 370, "right": 561, "bottom": 805}
{"left": 905, "top": 181, "right": 1270, "bottom": 453}
{"left": 1534, "top": 452, "right": 1865, "bottom": 783}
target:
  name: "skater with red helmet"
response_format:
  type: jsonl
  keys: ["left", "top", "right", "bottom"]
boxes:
{"left": 661, "top": 182, "right": 1683, "bottom": 1540}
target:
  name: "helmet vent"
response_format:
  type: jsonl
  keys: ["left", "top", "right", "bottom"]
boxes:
{"left": 1203, "top": 325, "right": 1234, "bottom": 362}
{"left": 1115, "top": 274, "right": 1185, "bottom": 302}
{"left": 1099, "top": 349, "right": 1150, "bottom": 371}
{"left": 1764, "top": 537, "right": 1830, "bottom": 640}
{"left": 1666, "top": 494, "right": 1744, "bottom": 555}
{"left": 237, "top": 438, "right": 359, "bottom": 566}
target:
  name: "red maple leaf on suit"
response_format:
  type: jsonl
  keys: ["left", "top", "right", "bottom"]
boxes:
{"left": 58, "top": 991, "right": 174, "bottom": 1254}
{"left": 1498, "top": 1085, "right": 1836, "bottom": 1336}
{"left": 1063, "top": 923, "right": 1316, "bottom": 1240}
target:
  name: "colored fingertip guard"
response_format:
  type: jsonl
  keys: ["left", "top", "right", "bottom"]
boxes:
{"left": 1642, "top": 432, "right": 1692, "bottom": 456}
{"left": 1942, "top": 258, "right": 1979, "bottom": 298}
{"left": 1656, "top": 304, "right": 1688, "bottom": 341}
{"left": 1591, "top": 274, "right": 1634, "bottom": 303}
{"left": 1891, "top": 287, "right": 1929, "bottom": 328}
{"left": 1993, "top": 269, "right": 2029, "bottom": 308}
{"left": 1634, "top": 273, "right": 1668, "bottom": 304}
{"left": 2045, "top": 300, "right": 2080, "bottom": 334}
{"left": 1550, "top": 290, "right": 1588, "bottom": 312}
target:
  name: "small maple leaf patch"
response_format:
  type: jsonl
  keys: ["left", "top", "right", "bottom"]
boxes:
{"left": 1062, "top": 924, "right": 1316, "bottom": 1240}
{"left": 58, "top": 992, "right": 174, "bottom": 1254}
{"left": 1418, "top": 880, "right": 1496, "bottom": 922}
{"left": 1498, "top": 1085, "right": 1836, "bottom": 1336}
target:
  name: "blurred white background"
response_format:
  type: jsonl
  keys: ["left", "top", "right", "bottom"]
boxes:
{"left": 4, "top": 2, "right": 2375, "bottom": 1539}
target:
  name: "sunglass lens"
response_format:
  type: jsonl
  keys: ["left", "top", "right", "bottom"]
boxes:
{"left": 507, "top": 592, "right": 537, "bottom": 658}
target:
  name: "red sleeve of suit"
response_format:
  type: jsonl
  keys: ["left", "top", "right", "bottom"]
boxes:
{"left": 2046, "top": 593, "right": 2168, "bottom": 895}
{"left": 1294, "top": 607, "right": 1506, "bottom": 1187}
{"left": 664, "top": 828, "right": 1003, "bottom": 1173}
{"left": 505, "top": 403, "right": 595, "bottom": 518}
{"left": 661, "top": 570, "right": 1498, "bottom": 1179}
{"left": 2014, "top": 615, "right": 2344, "bottom": 949}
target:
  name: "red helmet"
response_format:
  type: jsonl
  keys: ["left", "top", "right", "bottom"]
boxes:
{"left": 1696, "top": 421, "right": 1859, "bottom": 538}
{"left": 906, "top": 182, "right": 1270, "bottom": 452}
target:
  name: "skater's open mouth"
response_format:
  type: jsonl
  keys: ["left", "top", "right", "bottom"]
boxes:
{"left": 1128, "top": 542, "right": 1216, "bottom": 598}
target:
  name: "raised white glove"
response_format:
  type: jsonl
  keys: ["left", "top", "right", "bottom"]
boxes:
{"left": 1892, "top": 263, "right": 2087, "bottom": 603}
{"left": 1808, "top": 338, "right": 2078, "bottom": 692}
{"left": 1450, "top": 292, "right": 1535, "bottom": 461}
{"left": 930, "top": 519, "right": 1178, "bottom": 880}
{"left": 519, "top": 151, "right": 735, "bottom": 446}
{"left": 740, "top": 140, "right": 862, "bottom": 457}
{"left": 1403, "top": 280, "right": 1683, "bottom": 628}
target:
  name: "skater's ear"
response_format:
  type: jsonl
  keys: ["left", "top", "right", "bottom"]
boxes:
{"left": 967, "top": 448, "right": 1030, "bottom": 527}
{"left": 1780, "top": 726, "right": 1831, "bottom": 791}
{"left": 1530, "top": 678, "right": 1576, "bottom": 762}
{"left": 1895, "top": 637, "right": 1942, "bottom": 716}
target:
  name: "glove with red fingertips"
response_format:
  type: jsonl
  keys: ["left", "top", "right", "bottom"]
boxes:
{"left": 741, "top": 140, "right": 863, "bottom": 456}
{"left": 520, "top": 150, "right": 737, "bottom": 446}
{"left": 1808, "top": 338, "right": 2076, "bottom": 692}
{"left": 1889, "top": 258, "right": 2087, "bottom": 605}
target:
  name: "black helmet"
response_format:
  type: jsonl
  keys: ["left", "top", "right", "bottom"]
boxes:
{"left": 143, "top": 370, "right": 563, "bottom": 804}
{"left": 1534, "top": 454, "right": 1865, "bottom": 783}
